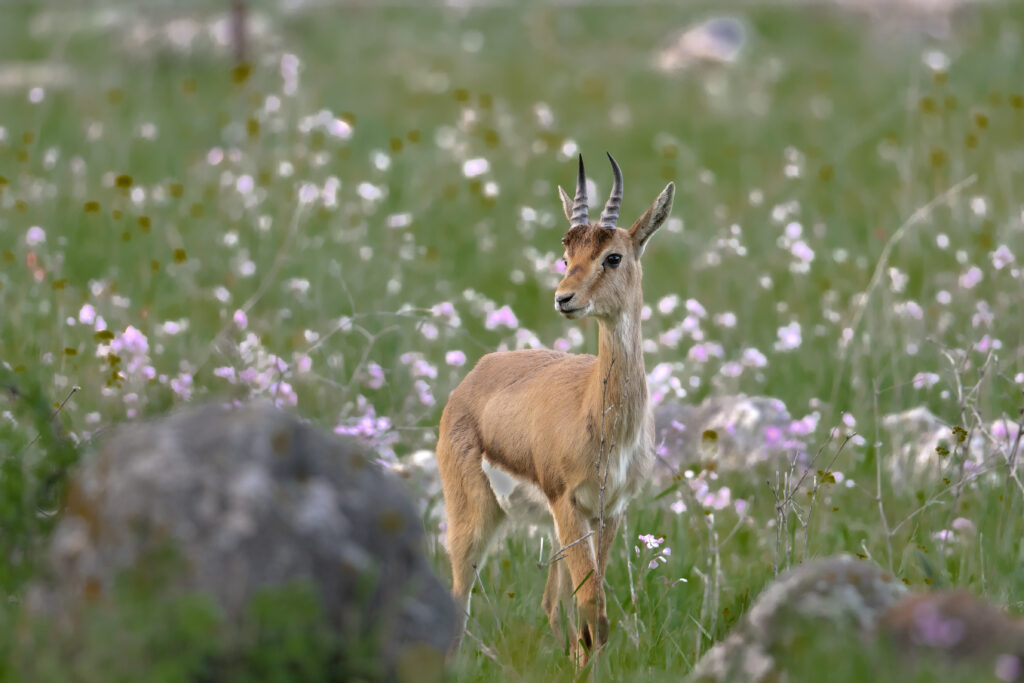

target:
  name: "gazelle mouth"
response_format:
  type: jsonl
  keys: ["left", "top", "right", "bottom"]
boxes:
{"left": 557, "top": 304, "right": 588, "bottom": 318}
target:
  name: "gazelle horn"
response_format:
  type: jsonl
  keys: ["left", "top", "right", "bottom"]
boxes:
{"left": 598, "top": 152, "right": 623, "bottom": 230}
{"left": 571, "top": 154, "right": 589, "bottom": 227}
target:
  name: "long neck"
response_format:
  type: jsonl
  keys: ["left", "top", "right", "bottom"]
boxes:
{"left": 589, "top": 293, "right": 647, "bottom": 447}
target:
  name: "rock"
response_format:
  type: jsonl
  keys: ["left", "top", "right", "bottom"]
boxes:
{"left": 881, "top": 407, "right": 1020, "bottom": 484}
{"left": 0, "top": 62, "right": 74, "bottom": 93}
{"left": 879, "top": 591, "right": 1024, "bottom": 672}
{"left": 689, "top": 554, "right": 1024, "bottom": 682}
{"left": 29, "top": 8, "right": 280, "bottom": 60}
{"left": 652, "top": 16, "right": 747, "bottom": 73}
{"left": 654, "top": 395, "right": 803, "bottom": 481}
{"left": 389, "top": 448, "right": 446, "bottom": 541}
{"left": 24, "top": 401, "right": 454, "bottom": 679}
{"left": 828, "top": 0, "right": 985, "bottom": 39}
{"left": 688, "top": 555, "right": 908, "bottom": 682}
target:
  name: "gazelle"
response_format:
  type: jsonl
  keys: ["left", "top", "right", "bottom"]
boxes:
{"left": 437, "top": 154, "right": 675, "bottom": 660}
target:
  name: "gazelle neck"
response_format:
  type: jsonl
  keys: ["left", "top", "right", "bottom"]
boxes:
{"left": 591, "top": 293, "right": 647, "bottom": 446}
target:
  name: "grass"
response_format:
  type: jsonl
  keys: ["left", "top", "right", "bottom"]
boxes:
{"left": 2, "top": 0, "right": 1024, "bottom": 680}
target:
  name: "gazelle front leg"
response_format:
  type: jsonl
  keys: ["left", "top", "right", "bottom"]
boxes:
{"left": 541, "top": 552, "right": 577, "bottom": 649}
{"left": 551, "top": 494, "right": 604, "bottom": 663}
{"left": 593, "top": 513, "right": 620, "bottom": 642}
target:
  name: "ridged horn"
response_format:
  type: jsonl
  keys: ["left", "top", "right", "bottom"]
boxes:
{"left": 571, "top": 154, "right": 589, "bottom": 227}
{"left": 599, "top": 152, "right": 623, "bottom": 230}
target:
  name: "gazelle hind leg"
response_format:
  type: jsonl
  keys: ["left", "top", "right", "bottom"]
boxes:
{"left": 438, "top": 441, "right": 504, "bottom": 652}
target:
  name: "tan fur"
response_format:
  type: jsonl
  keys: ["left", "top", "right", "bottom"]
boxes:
{"left": 437, "top": 159, "right": 675, "bottom": 662}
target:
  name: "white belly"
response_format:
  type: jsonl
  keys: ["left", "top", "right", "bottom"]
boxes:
{"left": 572, "top": 442, "right": 642, "bottom": 520}
{"left": 481, "top": 459, "right": 552, "bottom": 528}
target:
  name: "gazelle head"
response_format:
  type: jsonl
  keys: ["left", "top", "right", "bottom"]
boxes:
{"left": 554, "top": 154, "right": 675, "bottom": 320}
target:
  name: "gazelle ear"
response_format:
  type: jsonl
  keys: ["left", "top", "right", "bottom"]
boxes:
{"left": 557, "top": 185, "right": 574, "bottom": 222}
{"left": 628, "top": 182, "right": 674, "bottom": 257}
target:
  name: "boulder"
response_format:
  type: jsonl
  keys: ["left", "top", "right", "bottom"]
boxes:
{"left": 24, "top": 401, "right": 454, "bottom": 679}
{"left": 654, "top": 395, "right": 802, "bottom": 481}
{"left": 689, "top": 554, "right": 1024, "bottom": 682}
{"left": 882, "top": 406, "right": 1021, "bottom": 484}
{"left": 880, "top": 590, "right": 1024, "bottom": 670}
{"left": 687, "top": 555, "right": 907, "bottom": 682}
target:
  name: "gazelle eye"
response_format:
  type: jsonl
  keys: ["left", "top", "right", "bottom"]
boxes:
{"left": 604, "top": 253, "right": 622, "bottom": 268}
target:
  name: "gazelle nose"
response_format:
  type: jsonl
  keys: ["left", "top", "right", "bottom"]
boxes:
{"left": 556, "top": 292, "right": 575, "bottom": 306}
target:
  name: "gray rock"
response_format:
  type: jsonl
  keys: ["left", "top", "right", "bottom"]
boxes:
{"left": 688, "top": 555, "right": 908, "bottom": 682}
{"left": 880, "top": 590, "right": 1024, "bottom": 671}
{"left": 690, "top": 554, "right": 1024, "bottom": 682}
{"left": 25, "top": 401, "right": 454, "bottom": 676}
{"left": 881, "top": 407, "right": 1021, "bottom": 484}
{"left": 654, "top": 395, "right": 803, "bottom": 481}
{"left": 652, "top": 16, "right": 747, "bottom": 73}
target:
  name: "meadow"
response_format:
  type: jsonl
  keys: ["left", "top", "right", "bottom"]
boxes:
{"left": 2, "top": 0, "right": 1024, "bottom": 680}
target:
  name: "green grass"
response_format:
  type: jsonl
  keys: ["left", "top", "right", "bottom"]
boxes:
{"left": 2, "top": 1, "right": 1024, "bottom": 680}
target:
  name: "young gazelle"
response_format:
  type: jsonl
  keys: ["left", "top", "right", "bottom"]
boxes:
{"left": 437, "top": 154, "right": 675, "bottom": 659}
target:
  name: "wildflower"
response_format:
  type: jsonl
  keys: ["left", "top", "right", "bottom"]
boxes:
{"left": 233, "top": 309, "right": 248, "bottom": 330}
{"left": 485, "top": 305, "right": 518, "bottom": 330}
{"left": 720, "top": 362, "right": 742, "bottom": 378}
{"left": 411, "top": 359, "right": 437, "bottom": 379}
{"left": 365, "top": 362, "right": 386, "bottom": 389}
{"left": 888, "top": 267, "right": 908, "bottom": 293}
{"left": 788, "top": 413, "right": 819, "bottom": 436}
{"left": 270, "top": 381, "right": 298, "bottom": 407}
{"left": 213, "top": 366, "right": 237, "bottom": 382}
{"left": 650, "top": 554, "right": 668, "bottom": 569}
{"left": 975, "top": 335, "right": 1001, "bottom": 353}
{"left": 79, "top": 304, "right": 96, "bottom": 325}
{"left": 462, "top": 158, "right": 489, "bottom": 178}
{"left": 912, "top": 372, "right": 940, "bottom": 389}
{"left": 714, "top": 311, "right": 737, "bottom": 328}
{"left": 357, "top": 182, "right": 383, "bottom": 201}
{"left": 446, "top": 350, "right": 467, "bottom": 367}
{"left": 330, "top": 118, "right": 352, "bottom": 139}
{"left": 774, "top": 322, "right": 802, "bottom": 351}
{"left": 432, "top": 301, "right": 456, "bottom": 318}
{"left": 25, "top": 226, "right": 46, "bottom": 246}
{"left": 170, "top": 373, "right": 194, "bottom": 401}
{"left": 951, "top": 517, "right": 977, "bottom": 536}
{"left": 685, "top": 299, "right": 707, "bottom": 317}
{"left": 742, "top": 347, "right": 767, "bottom": 367}
{"left": 638, "top": 534, "right": 664, "bottom": 550}
{"left": 790, "top": 240, "right": 814, "bottom": 263}
{"left": 648, "top": 363, "right": 673, "bottom": 384}
{"left": 991, "top": 245, "right": 1015, "bottom": 270}
{"left": 387, "top": 213, "right": 413, "bottom": 229}
{"left": 414, "top": 379, "right": 435, "bottom": 406}
{"left": 702, "top": 487, "right": 732, "bottom": 510}
{"left": 658, "top": 295, "right": 678, "bottom": 315}
{"left": 959, "top": 266, "right": 983, "bottom": 289}
{"left": 112, "top": 326, "right": 149, "bottom": 357}
{"left": 420, "top": 322, "right": 439, "bottom": 340}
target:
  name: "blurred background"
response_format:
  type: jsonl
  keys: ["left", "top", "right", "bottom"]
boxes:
{"left": 2, "top": 0, "right": 1024, "bottom": 680}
